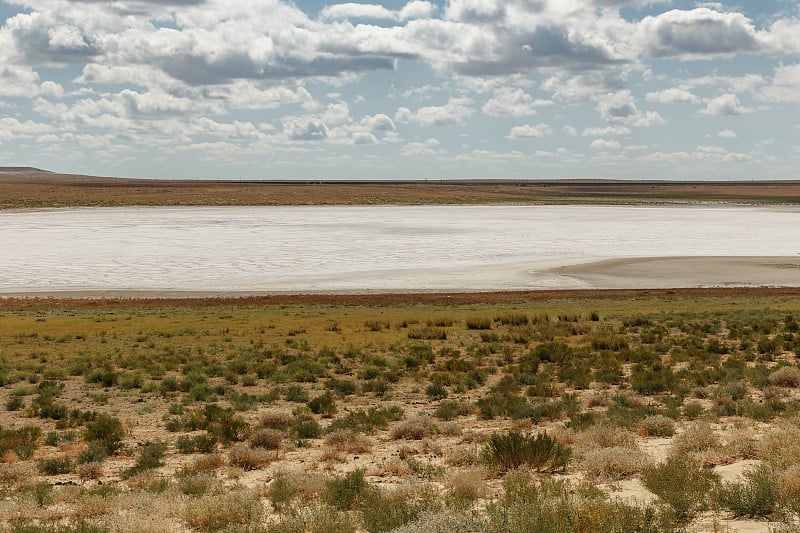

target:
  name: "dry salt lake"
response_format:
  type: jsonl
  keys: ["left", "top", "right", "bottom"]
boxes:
{"left": 2, "top": 204, "right": 800, "bottom": 295}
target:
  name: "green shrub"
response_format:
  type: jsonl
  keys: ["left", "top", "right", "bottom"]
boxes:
{"left": 308, "top": 392, "right": 337, "bottom": 417}
{"left": 84, "top": 413, "right": 124, "bottom": 455}
{"left": 323, "top": 469, "right": 369, "bottom": 511}
{"left": 122, "top": 441, "right": 166, "bottom": 479}
{"left": 716, "top": 463, "right": 778, "bottom": 518}
{"left": 425, "top": 383, "right": 448, "bottom": 400}
{"left": 0, "top": 424, "right": 41, "bottom": 459}
{"left": 360, "top": 487, "right": 430, "bottom": 532}
{"left": 327, "top": 406, "right": 404, "bottom": 434}
{"left": 641, "top": 455, "right": 718, "bottom": 522}
{"left": 482, "top": 431, "right": 571, "bottom": 473}
{"left": 37, "top": 457, "right": 74, "bottom": 475}
{"left": 176, "top": 433, "right": 217, "bottom": 454}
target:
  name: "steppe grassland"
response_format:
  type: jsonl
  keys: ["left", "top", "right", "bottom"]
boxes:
{"left": 1, "top": 294, "right": 800, "bottom": 532}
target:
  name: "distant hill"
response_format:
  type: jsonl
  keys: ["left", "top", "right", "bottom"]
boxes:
{"left": 0, "top": 167, "right": 50, "bottom": 173}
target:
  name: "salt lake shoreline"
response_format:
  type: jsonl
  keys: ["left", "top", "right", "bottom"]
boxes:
{"left": 3, "top": 256, "right": 800, "bottom": 300}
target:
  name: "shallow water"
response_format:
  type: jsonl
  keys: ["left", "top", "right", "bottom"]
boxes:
{"left": 1, "top": 205, "right": 799, "bottom": 293}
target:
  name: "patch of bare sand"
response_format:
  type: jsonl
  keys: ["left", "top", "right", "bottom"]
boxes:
{"left": 552, "top": 256, "right": 800, "bottom": 289}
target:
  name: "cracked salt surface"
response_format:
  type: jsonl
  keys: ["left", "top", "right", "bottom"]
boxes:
{"left": 1, "top": 204, "right": 799, "bottom": 293}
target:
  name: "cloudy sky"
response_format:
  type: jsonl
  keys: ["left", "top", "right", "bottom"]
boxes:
{"left": 0, "top": 0, "right": 798, "bottom": 180}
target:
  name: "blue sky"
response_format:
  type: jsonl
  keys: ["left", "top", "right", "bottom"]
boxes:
{"left": 1, "top": 0, "right": 798, "bottom": 180}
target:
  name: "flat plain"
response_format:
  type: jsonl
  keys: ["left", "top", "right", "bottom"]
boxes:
{"left": 2, "top": 171, "right": 800, "bottom": 532}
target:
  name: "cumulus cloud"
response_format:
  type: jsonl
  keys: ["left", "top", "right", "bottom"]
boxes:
{"left": 590, "top": 138, "right": 621, "bottom": 150}
{"left": 645, "top": 88, "right": 701, "bottom": 104}
{"left": 717, "top": 129, "right": 737, "bottom": 138}
{"left": 700, "top": 93, "right": 750, "bottom": 115}
{"left": 282, "top": 117, "right": 330, "bottom": 141}
{"left": 759, "top": 64, "right": 800, "bottom": 103}
{"left": 482, "top": 87, "right": 546, "bottom": 117}
{"left": 582, "top": 126, "right": 631, "bottom": 136}
{"left": 395, "top": 97, "right": 474, "bottom": 127}
{"left": 596, "top": 91, "right": 665, "bottom": 127}
{"left": 506, "top": 123, "right": 552, "bottom": 139}
{"left": 637, "top": 8, "right": 760, "bottom": 59}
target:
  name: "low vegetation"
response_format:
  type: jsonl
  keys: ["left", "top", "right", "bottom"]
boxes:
{"left": 1, "top": 292, "right": 800, "bottom": 531}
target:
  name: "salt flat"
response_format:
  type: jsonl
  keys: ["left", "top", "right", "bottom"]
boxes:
{"left": 2, "top": 204, "right": 800, "bottom": 295}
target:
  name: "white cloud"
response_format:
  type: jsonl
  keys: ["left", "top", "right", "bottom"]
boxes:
{"left": 596, "top": 91, "right": 665, "bottom": 127}
{"left": 759, "top": 64, "right": 800, "bottom": 103}
{"left": 645, "top": 88, "right": 701, "bottom": 104}
{"left": 636, "top": 8, "right": 760, "bottom": 59}
{"left": 700, "top": 93, "right": 750, "bottom": 115}
{"left": 718, "top": 129, "right": 737, "bottom": 138}
{"left": 582, "top": 126, "right": 632, "bottom": 136}
{"left": 395, "top": 97, "right": 474, "bottom": 127}
{"left": 282, "top": 118, "right": 330, "bottom": 141}
{"left": 400, "top": 138, "right": 439, "bottom": 155}
{"left": 506, "top": 123, "right": 552, "bottom": 139}
{"left": 320, "top": 3, "right": 397, "bottom": 21}
{"left": 482, "top": 87, "right": 541, "bottom": 117}
{"left": 590, "top": 139, "right": 621, "bottom": 150}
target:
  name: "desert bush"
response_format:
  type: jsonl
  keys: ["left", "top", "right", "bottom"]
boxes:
{"left": 84, "top": 414, "right": 124, "bottom": 456}
{"left": 178, "top": 472, "right": 219, "bottom": 497}
{"left": 485, "top": 474, "right": 672, "bottom": 533}
{"left": 228, "top": 444, "right": 273, "bottom": 470}
{"left": 769, "top": 366, "right": 800, "bottom": 388}
{"left": 176, "top": 433, "right": 217, "bottom": 454}
{"left": 182, "top": 491, "right": 262, "bottom": 531}
{"left": 576, "top": 424, "right": 636, "bottom": 449}
{"left": 425, "top": 383, "right": 448, "bottom": 400}
{"left": 638, "top": 415, "right": 676, "bottom": 437}
{"left": 0, "top": 424, "right": 41, "bottom": 459}
{"left": 324, "top": 429, "right": 371, "bottom": 454}
{"left": 433, "top": 401, "right": 472, "bottom": 420}
{"left": 466, "top": 317, "right": 493, "bottom": 330}
{"left": 391, "top": 417, "right": 438, "bottom": 440}
{"left": 250, "top": 428, "right": 283, "bottom": 450}
{"left": 122, "top": 441, "right": 166, "bottom": 479}
{"left": 37, "top": 457, "right": 74, "bottom": 475}
{"left": 323, "top": 468, "right": 369, "bottom": 511}
{"left": 5, "top": 521, "right": 111, "bottom": 532}
{"left": 264, "top": 504, "right": 358, "bottom": 533}
{"left": 482, "top": 431, "right": 571, "bottom": 473}
{"left": 327, "top": 406, "right": 404, "bottom": 434}
{"left": 671, "top": 422, "right": 719, "bottom": 457}
{"left": 360, "top": 487, "right": 433, "bottom": 533}
{"left": 260, "top": 410, "right": 296, "bottom": 431}
{"left": 716, "top": 463, "right": 778, "bottom": 518}
{"left": 76, "top": 462, "right": 103, "bottom": 481}
{"left": 641, "top": 455, "right": 719, "bottom": 522}
{"left": 308, "top": 392, "right": 337, "bottom": 417}
{"left": 580, "top": 446, "right": 647, "bottom": 481}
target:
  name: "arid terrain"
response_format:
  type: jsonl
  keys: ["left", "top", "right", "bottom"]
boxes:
{"left": 3, "top": 169, "right": 800, "bottom": 208}
{"left": 1, "top": 290, "right": 800, "bottom": 532}
{"left": 3, "top": 170, "right": 800, "bottom": 532}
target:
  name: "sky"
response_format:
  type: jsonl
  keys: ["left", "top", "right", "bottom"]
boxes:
{"left": 0, "top": 1, "right": 799, "bottom": 180}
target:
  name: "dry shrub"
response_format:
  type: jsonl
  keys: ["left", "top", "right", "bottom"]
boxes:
{"left": 75, "top": 493, "right": 119, "bottom": 519}
{"left": 0, "top": 463, "right": 33, "bottom": 485}
{"left": 250, "top": 428, "right": 283, "bottom": 450}
{"left": 260, "top": 410, "right": 295, "bottom": 430}
{"left": 324, "top": 429, "right": 372, "bottom": 454}
{"left": 178, "top": 472, "right": 222, "bottom": 497}
{"left": 76, "top": 461, "right": 103, "bottom": 481}
{"left": 577, "top": 425, "right": 636, "bottom": 449}
{"left": 769, "top": 366, "right": 800, "bottom": 388}
{"left": 391, "top": 418, "right": 438, "bottom": 440}
{"left": 671, "top": 422, "right": 720, "bottom": 456}
{"left": 438, "top": 421, "right": 463, "bottom": 437}
{"left": 380, "top": 459, "right": 413, "bottom": 477}
{"left": 586, "top": 393, "right": 609, "bottom": 408}
{"left": 319, "top": 447, "right": 346, "bottom": 463}
{"left": 445, "top": 447, "right": 481, "bottom": 467}
{"left": 228, "top": 444, "right": 274, "bottom": 470}
{"left": 580, "top": 446, "right": 648, "bottom": 481}
{"left": 757, "top": 424, "right": 800, "bottom": 466}
{"left": 183, "top": 491, "right": 263, "bottom": 531}
{"left": 638, "top": 415, "right": 675, "bottom": 437}
{"left": 176, "top": 454, "right": 225, "bottom": 477}
{"left": 446, "top": 468, "right": 488, "bottom": 502}
{"left": 777, "top": 464, "right": 800, "bottom": 502}
{"left": 723, "top": 430, "right": 757, "bottom": 460}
